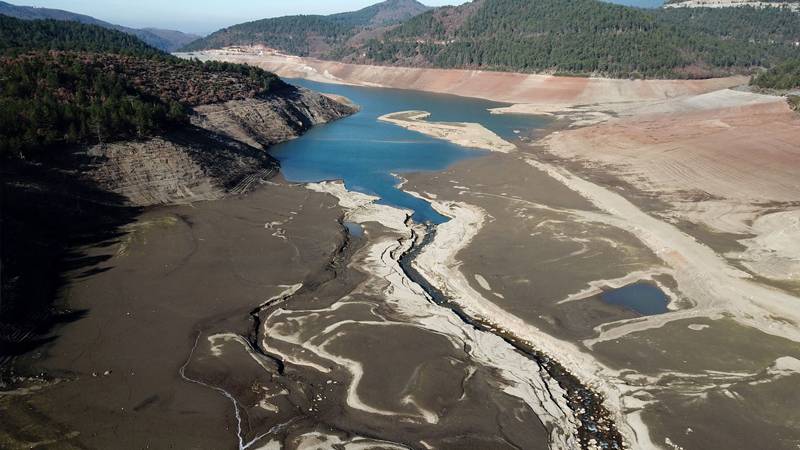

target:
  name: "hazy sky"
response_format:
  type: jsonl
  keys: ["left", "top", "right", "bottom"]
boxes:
{"left": 15, "top": 0, "right": 664, "bottom": 35}
{"left": 17, "top": 0, "right": 469, "bottom": 34}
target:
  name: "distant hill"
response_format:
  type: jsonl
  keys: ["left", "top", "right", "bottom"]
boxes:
{"left": 188, "top": 0, "right": 800, "bottom": 79}
{"left": 0, "top": 1, "right": 199, "bottom": 51}
{"left": 181, "top": 0, "right": 430, "bottom": 56}
{"left": 141, "top": 27, "right": 201, "bottom": 50}
{"left": 364, "top": 0, "right": 800, "bottom": 77}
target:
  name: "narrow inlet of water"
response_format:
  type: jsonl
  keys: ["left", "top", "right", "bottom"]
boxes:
{"left": 270, "top": 78, "right": 547, "bottom": 224}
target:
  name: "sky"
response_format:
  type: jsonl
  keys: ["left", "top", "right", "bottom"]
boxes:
{"left": 15, "top": 0, "right": 664, "bottom": 35}
{"left": 17, "top": 0, "right": 470, "bottom": 34}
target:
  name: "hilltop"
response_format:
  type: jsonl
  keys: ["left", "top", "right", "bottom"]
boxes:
{"left": 184, "top": 0, "right": 800, "bottom": 78}
{"left": 0, "top": 0, "right": 199, "bottom": 51}
{"left": 181, "top": 0, "right": 430, "bottom": 57}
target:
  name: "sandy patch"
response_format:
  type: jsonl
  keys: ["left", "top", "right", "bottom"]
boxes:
{"left": 473, "top": 274, "right": 491, "bottom": 291}
{"left": 731, "top": 209, "right": 800, "bottom": 281}
{"left": 541, "top": 90, "right": 800, "bottom": 285}
{"left": 378, "top": 111, "right": 516, "bottom": 153}
{"left": 307, "top": 181, "right": 411, "bottom": 232}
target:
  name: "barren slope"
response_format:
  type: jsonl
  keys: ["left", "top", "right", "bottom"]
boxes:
{"left": 181, "top": 49, "right": 744, "bottom": 106}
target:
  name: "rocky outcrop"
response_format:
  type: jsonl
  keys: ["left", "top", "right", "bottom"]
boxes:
{"left": 191, "top": 87, "right": 357, "bottom": 149}
{"left": 85, "top": 128, "right": 275, "bottom": 206}
{"left": 84, "top": 86, "right": 356, "bottom": 207}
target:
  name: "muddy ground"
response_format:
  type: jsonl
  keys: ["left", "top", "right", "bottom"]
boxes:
{"left": 1, "top": 179, "right": 343, "bottom": 448}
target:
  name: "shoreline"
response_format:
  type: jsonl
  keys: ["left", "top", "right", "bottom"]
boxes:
{"left": 176, "top": 49, "right": 747, "bottom": 113}
{"left": 378, "top": 111, "right": 516, "bottom": 153}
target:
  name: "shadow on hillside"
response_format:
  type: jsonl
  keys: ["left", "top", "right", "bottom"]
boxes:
{"left": 0, "top": 153, "right": 141, "bottom": 367}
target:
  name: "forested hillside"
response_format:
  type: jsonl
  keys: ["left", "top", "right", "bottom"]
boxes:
{"left": 186, "top": 0, "right": 800, "bottom": 79}
{"left": 359, "top": 0, "right": 800, "bottom": 78}
{"left": 181, "top": 0, "right": 429, "bottom": 56}
{"left": 0, "top": 16, "right": 286, "bottom": 157}
{"left": 665, "top": 0, "right": 797, "bottom": 4}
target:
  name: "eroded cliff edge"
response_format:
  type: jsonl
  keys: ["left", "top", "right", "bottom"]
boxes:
{"left": 86, "top": 85, "right": 356, "bottom": 207}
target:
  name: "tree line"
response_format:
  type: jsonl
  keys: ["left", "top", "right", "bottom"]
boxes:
{"left": 0, "top": 53, "right": 185, "bottom": 156}
{"left": 362, "top": 0, "right": 800, "bottom": 78}
{"left": 184, "top": 0, "right": 800, "bottom": 79}
{"left": 0, "top": 16, "right": 287, "bottom": 157}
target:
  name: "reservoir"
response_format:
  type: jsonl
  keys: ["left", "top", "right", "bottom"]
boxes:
{"left": 271, "top": 79, "right": 547, "bottom": 224}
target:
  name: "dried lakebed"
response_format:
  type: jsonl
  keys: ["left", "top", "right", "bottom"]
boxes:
{"left": 182, "top": 81, "right": 800, "bottom": 449}
{"left": 190, "top": 82, "right": 626, "bottom": 449}
{"left": 18, "top": 79, "right": 795, "bottom": 449}
{"left": 385, "top": 106, "right": 800, "bottom": 449}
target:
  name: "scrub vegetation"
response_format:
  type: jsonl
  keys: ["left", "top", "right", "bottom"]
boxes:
{"left": 751, "top": 58, "right": 800, "bottom": 90}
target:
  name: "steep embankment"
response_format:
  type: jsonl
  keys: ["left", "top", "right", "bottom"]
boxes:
{"left": 87, "top": 87, "right": 355, "bottom": 207}
{"left": 191, "top": 91, "right": 354, "bottom": 152}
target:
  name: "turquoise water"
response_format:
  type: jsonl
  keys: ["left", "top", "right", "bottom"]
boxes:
{"left": 271, "top": 79, "right": 547, "bottom": 224}
{"left": 601, "top": 282, "right": 669, "bottom": 315}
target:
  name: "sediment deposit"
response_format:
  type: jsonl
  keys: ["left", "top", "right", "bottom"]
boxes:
{"left": 378, "top": 111, "right": 516, "bottom": 153}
